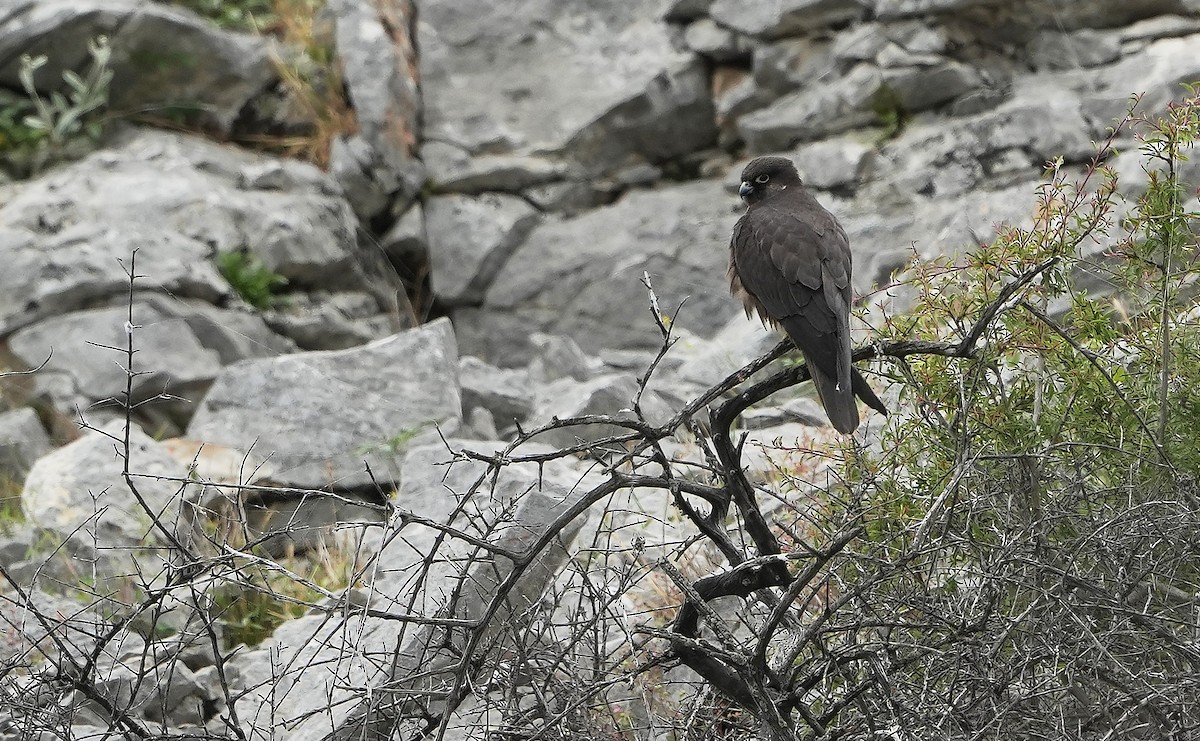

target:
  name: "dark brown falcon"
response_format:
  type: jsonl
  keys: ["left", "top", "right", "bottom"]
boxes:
{"left": 729, "top": 156, "right": 886, "bottom": 433}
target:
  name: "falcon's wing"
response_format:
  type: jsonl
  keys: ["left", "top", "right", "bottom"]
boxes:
{"left": 731, "top": 199, "right": 852, "bottom": 379}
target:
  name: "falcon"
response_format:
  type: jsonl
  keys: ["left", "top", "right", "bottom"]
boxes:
{"left": 728, "top": 156, "right": 886, "bottom": 433}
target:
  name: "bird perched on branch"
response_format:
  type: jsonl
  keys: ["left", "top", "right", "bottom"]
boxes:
{"left": 728, "top": 155, "right": 887, "bottom": 433}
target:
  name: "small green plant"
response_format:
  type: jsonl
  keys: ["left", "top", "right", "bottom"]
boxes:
{"left": 1, "top": 36, "right": 112, "bottom": 175}
{"left": 18, "top": 36, "right": 113, "bottom": 148}
{"left": 216, "top": 250, "right": 289, "bottom": 309}
{"left": 355, "top": 424, "right": 434, "bottom": 457}
{"left": 871, "top": 83, "right": 908, "bottom": 141}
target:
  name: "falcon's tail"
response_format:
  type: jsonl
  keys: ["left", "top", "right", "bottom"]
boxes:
{"left": 851, "top": 368, "right": 888, "bottom": 418}
{"left": 805, "top": 353, "right": 860, "bottom": 434}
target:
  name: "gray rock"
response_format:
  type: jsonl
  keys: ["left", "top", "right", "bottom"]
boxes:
{"left": 9, "top": 296, "right": 294, "bottom": 432}
{"left": 231, "top": 489, "right": 388, "bottom": 558}
{"left": 21, "top": 419, "right": 191, "bottom": 551}
{"left": 662, "top": 0, "right": 716, "bottom": 21}
{"left": 186, "top": 319, "right": 462, "bottom": 490}
{"left": 751, "top": 37, "right": 836, "bottom": 95}
{"left": 423, "top": 141, "right": 565, "bottom": 194}
{"left": 0, "top": 221, "right": 225, "bottom": 339}
{"left": 91, "top": 645, "right": 208, "bottom": 725}
{"left": 464, "top": 406, "right": 500, "bottom": 440}
{"left": 675, "top": 314, "right": 779, "bottom": 387}
{"left": 167, "top": 299, "right": 298, "bottom": 364}
{"left": 1120, "top": 14, "right": 1200, "bottom": 44}
{"left": 714, "top": 68, "right": 772, "bottom": 131}
{"left": 380, "top": 204, "right": 428, "bottom": 273}
{"left": 1029, "top": 29, "right": 1122, "bottom": 71}
{"left": 789, "top": 136, "right": 874, "bottom": 191}
{"left": 874, "top": 0, "right": 1002, "bottom": 19}
{"left": 328, "top": 135, "right": 401, "bottom": 223}
{"left": 9, "top": 301, "right": 222, "bottom": 430}
{"left": 870, "top": 85, "right": 1094, "bottom": 200}
{"left": 263, "top": 291, "right": 394, "bottom": 351}
{"left": 886, "top": 21, "right": 949, "bottom": 54}
{"left": 528, "top": 334, "right": 597, "bottom": 383}
{"left": 839, "top": 177, "right": 1043, "bottom": 275}
{"left": 458, "top": 356, "right": 535, "bottom": 428}
{"left": 684, "top": 19, "right": 753, "bottom": 62}
{"left": 525, "top": 373, "right": 672, "bottom": 448}
{"left": 425, "top": 193, "right": 541, "bottom": 307}
{"left": 832, "top": 23, "right": 890, "bottom": 63}
{"left": 710, "top": 0, "right": 865, "bottom": 37}
{"left": 419, "top": 1, "right": 716, "bottom": 175}
{"left": 883, "top": 60, "right": 983, "bottom": 112}
{"left": 740, "top": 397, "right": 829, "bottom": 430}
{"left": 738, "top": 64, "right": 883, "bottom": 151}
{"left": 1077, "top": 32, "right": 1200, "bottom": 127}
{"left": 0, "top": 1, "right": 277, "bottom": 134}
{"left": 0, "top": 408, "right": 51, "bottom": 480}
{"left": 252, "top": 471, "right": 590, "bottom": 741}
{"left": 0, "top": 129, "right": 381, "bottom": 335}
{"left": 329, "top": 0, "right": 422, "bottom": 218}
{"left": 457, "top": 180, "right": 743, "bottom": 365}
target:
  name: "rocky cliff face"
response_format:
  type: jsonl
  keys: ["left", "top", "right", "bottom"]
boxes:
{"left": 1, "top": 0, "right": 1199, "bottom": 738}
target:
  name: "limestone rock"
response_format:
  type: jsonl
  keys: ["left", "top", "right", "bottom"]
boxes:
{"left": 738, "top": 64, "right": 883, "bottom": 151}
{"left": 710, "top": 0, "right": 865, "bottom": 38}
{"left": 528, "top": 333, "right": 599, "bottom": 384}
{"left": 425, "top": 193, "right": 541, "bottom": 307}
{"left": 186, "top": 319, "right": 462, "bottom": 490}
{"left": 1028, "top": 29, "right": 1122, "bottom": 70}
{"left": 21, "top": 419, "right": 192, "bottom": 549}
{"left": 8, "top": 296, "right": 293, "bottom": 432}
{"left": 263, "top": 291, "right": 395, "bottom": 351}
{"left": 525, "top": 373, "right": 672, "bottom": 448}
{"left": 883, "top": 60, "right": 982, "bottom": 112}
{"left": 423, "top": 141, "right": 565, "bottom": 194}
{"left": 419, "top": 0, "right": 716, "bottom": 178}
{"left": 0, "top": 129, "right": 382, "bottom": 335}
{"left": 684, "top": 19, "right": 753, "bottom": 62}
{"left": 0, "top": 408, "right": 51, "bottom": 480}
{"left": 0, "top": 222, "right": 225, "bottom": 339}
{"left": 458, "top": 356, "right": 535, "bottom": 429}
{"left": 457, "top": 180, "right": 743, "bottom": 365}
{"left": 9, "top": 301, "right": 222, "bottom": 429}
{"left": 789, "top": 136, "right": 874, "bottom": 191}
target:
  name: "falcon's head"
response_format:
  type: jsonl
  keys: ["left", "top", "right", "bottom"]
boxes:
{"left": 737, "top": 156, "right": 802, "bottom": 204}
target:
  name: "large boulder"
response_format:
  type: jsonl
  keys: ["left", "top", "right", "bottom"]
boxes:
{"left": 424, "top": 193, "right": 541, "bottom": 307}
{"left": 456, "top": 179, "right": 743, "bottom": 365}
{"left": 418, "top": 0, "right": 716, "bottom": 182}
{"left": 21, "top": 419, "right": 193, "bottom": 561}
{"left": 0, "top": 129, "right": 392, "bottom": 337}
{"left": 186, "top": 318, "right": 463, "bottom": 490}
{"left": 8, "top": 297, "right": 293, "bottom": 432}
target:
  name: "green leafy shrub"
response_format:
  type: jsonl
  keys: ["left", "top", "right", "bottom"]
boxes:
{"left": 216, "top": 250, "right": 289, "bottom": 309}
{"left": 798, "top": 90, "right": 1200, "bottom": 736}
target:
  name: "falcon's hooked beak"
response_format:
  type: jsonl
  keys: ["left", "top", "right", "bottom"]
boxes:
{"left": 738, "top": 181, "right": 754, "bottom": 200}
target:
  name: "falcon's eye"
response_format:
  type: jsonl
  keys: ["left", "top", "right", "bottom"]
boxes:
{"left": 755, "top": 174, "right": 770, "bottom": 184}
